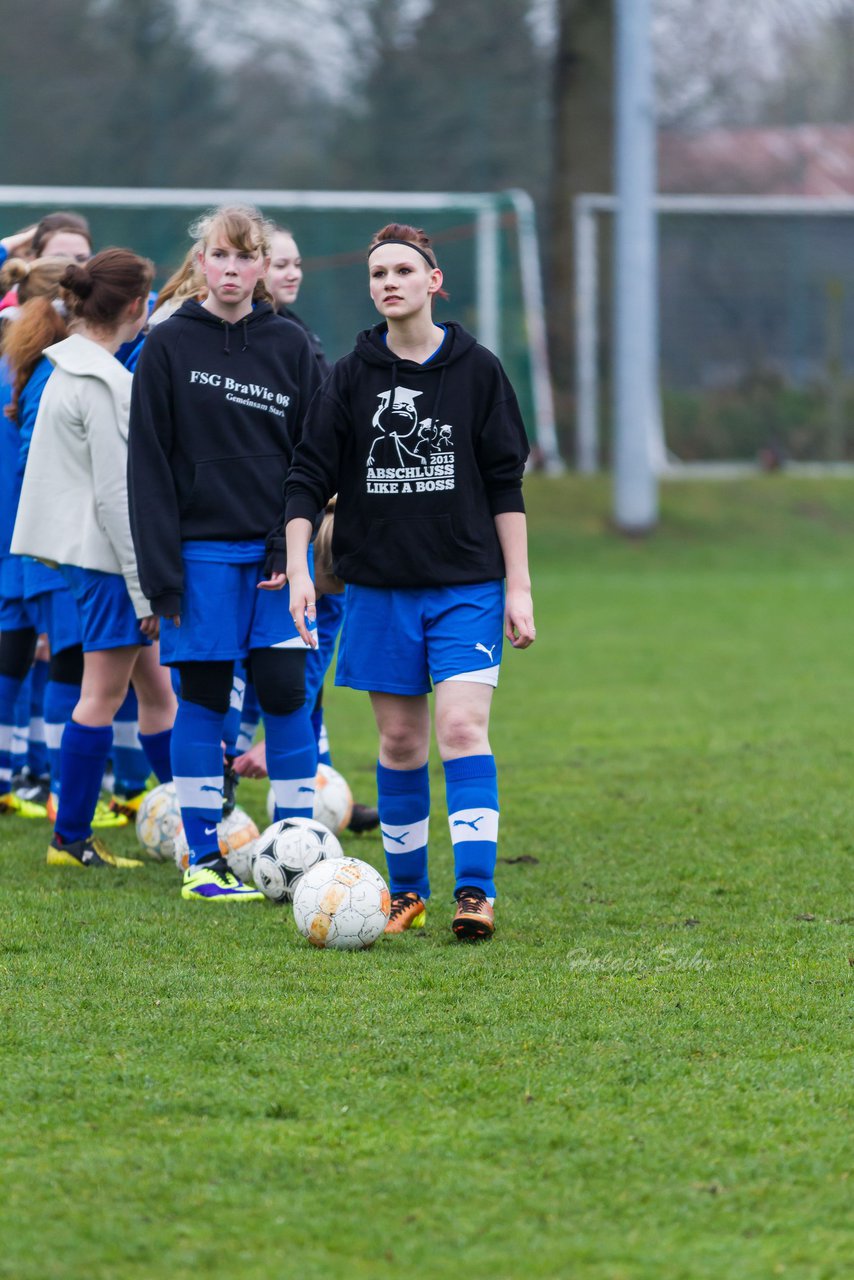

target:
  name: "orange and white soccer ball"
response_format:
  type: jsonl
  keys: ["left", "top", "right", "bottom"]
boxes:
{"left": 292, "top": 856, "right": 390, "bottom": 950}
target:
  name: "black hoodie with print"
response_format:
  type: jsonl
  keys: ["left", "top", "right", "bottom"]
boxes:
{"left": 128, "top": 299, "right": 322, "bottom": 616}
{"left": 285, "top": 321, "right": 529, "bottom": 589}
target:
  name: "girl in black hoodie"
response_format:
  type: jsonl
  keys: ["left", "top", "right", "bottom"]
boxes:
{"left": 128, "top": 204, "right": 322, "bottom": 903}
{"left": 285, "top": 222, "right": 536, "bottom": 940}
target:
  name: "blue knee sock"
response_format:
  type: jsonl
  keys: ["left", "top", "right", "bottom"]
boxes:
{"left": 112, "top": 687, "right": 150, "bottom": 797}
{"left": 26, "top": 659, "right": 49, "bottom": 778}
{"left": 265, "top": 706, "right": 317, "bottom": 821}
{"left": 171, "top": 700, "right": 226, "bottom": 865}
{"left": 43, "top": 678, "right": 80, "bottom": 799}
{"left": 0, "top": 673, "right": 24, "bottom": 795}
{"left": 55, "top": 721, "right": 113, "bottom": 842}
{"left": 377, "top": 761, "right": 431, "bottom": 899}
{"left": 139, "top": 728, "right": 172, "bottom": 784}
{"left": 444, "top": 754, "right": 499, "bottom": 900}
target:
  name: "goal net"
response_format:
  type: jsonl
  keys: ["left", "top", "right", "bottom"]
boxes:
{"left": 0, "top": 185, "right": 559, "bottom": 468}
{"left": 575, "top": 194, "right": 854, "bottom": 471}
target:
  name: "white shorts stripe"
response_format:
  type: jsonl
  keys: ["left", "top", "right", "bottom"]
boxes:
{"left": 271, "top": 776, "right": 316, "bottom": 809}
{"left": 381, "top": 817, "right": 430, "bottom": 856}
{"left": 448, "top": 807, "right": 499, "bottom": 843}
{"left": 271, "top": 633, "right": 317, "bottom": 650}
{"left": 442, "top": 665, "right": 500, "bottom": 688}
{"left": 173, "top": 774, "right": 226, "bottom": 809}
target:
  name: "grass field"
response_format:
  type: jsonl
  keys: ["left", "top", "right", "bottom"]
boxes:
{"left": 1, "top": 475, "right": 852, "bottom": 1280}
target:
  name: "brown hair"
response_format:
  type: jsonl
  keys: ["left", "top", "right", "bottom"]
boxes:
{"left": 32, "top": 211, "right": 92, "bottom": 258}
{"left": 60, "top": 247, "right": 154, "bottom": 330}
{"left": 190, "top": 204, "right": 274, "bottom": 304}
{"left": 368, "top": 223, "right": 448, "bottom": 300}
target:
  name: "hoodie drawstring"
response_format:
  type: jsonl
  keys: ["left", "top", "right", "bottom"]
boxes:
{"left": 242, "top": 317, "right": 249, "bottom": 352}
{"left": 222, "top": 321, "right": 230, "bottom": 356}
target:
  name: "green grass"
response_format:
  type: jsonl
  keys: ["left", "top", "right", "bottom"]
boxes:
{"left": 1, "top": 475, "right": 853, "bottom": 1280}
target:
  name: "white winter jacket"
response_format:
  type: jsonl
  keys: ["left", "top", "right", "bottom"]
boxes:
{"left": 11, "top": 334, "right": 148, "bottom": 619}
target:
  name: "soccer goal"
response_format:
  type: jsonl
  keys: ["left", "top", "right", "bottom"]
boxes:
{"left": 575, "top": 193, "right": 854, "bottom": 473}
{"left": 0, "top": 184, "right": 560, "bottom": 469}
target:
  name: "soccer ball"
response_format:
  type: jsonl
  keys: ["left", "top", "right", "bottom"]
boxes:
{"left": 173, "top": 825, "right": 190, "bottom": 873}
{"left": 313, "top": 764, "right": 353, "bottom": 834}
{"left": 266, "top": 765, "right": 353, "bottom": 834}
{"left": 252, "top": 817, "right": 343, "bottom": 903}
{"left": 135, "top": 782, "right": 184, "bottom": 862}
{"left": 218, "top": 806, "right": 259, "bottom": 866}
{"left": 292, "top": 857, "right": 391, "bottom": 950}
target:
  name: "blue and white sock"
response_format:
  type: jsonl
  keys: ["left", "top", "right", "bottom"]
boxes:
{"left": 377, "top": 761, "right": 431, "bottom": 899}
{"left": 26, "top": 658, "right": 49, "bottom": 779}
{"left": 11, "top": 670, "right": 31, "bottom": 781}
{"left": 171, "top": 700, "right": 226, "bottom": 866}
{"left": 237, "top": 680, "right": 261, "bottom": 754}
{"left": 265, "top": 706, "right": 317, "bottom": 821}
{"left": 444, "top": 754, "right": 499, "bottom": 901}
{"left": 0, "top": 673, "right": 23, "bottom": 796}
{"left": 43, "top": 677, "right": 80, "bottom": 800}
{"left": 112, "top": 687, "right": 150, "bottom": 797}
{"left": 221, "top": 663, "right": 247, "bottom": 759}
{"left": 311, "top": 706, "right": 332, "bottom": 767}
{"left": 54, "top": 721, "right": 113, "bottom": 843}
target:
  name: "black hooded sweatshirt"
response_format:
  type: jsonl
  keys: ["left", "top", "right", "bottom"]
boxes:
{"left": 285, "top": 321, "right": 529, "bottom": 589}
{"left": 128, "top": 299, "right": 322, "bottom": 616}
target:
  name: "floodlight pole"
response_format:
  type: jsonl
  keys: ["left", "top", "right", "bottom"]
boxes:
{"left": 613, "top": 0, "right": 659, "bottom": 531}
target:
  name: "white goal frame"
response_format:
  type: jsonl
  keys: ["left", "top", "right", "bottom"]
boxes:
{"left": 574, "top": 193, "right": 854, "bottom": 475}
{"left": 0, "top": 184, "right": 561, "bottom": 470}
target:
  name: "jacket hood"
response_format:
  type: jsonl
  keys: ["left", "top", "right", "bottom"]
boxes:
{"left": 171, "top": 298, "right": 278, "bottom": 354}
{"left": 354, "top": 321, "right": 477, "bottom": 371}
{"left": 45, "top": 333, "right": 130, "bottom": 381}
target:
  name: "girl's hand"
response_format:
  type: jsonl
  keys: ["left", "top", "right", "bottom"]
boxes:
{"left": 233, "top": 740, "right": 268, "bottom": 779}
{"left": 1, "top": 223, "right": 37, "bottom": 257}
{"left": 287, "top": 567, "right": 318, "bottom": 648}
{"left": 505, "top": 587, "right": 536, "bottom": 649}
{"left": 140, "top": 615, "right": 161, "bottom": 639}
{"left": 257, "top": 571, "right": 287, "bottom": 591}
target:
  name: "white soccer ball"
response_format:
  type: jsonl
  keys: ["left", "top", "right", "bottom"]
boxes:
{"left": 266, "top": 765, "right": 353, "bottom": 834}
{"left": 252, "top": 816, "right": 343, "bottom": 903}
{"left": 135, "top": 782, "right": 184, "bottom": 862}
{"left": 292, "top": 856, "right": 391, "bottom": 950}
{"left": 313, "top": 764, "right": 353, "bottom": 834}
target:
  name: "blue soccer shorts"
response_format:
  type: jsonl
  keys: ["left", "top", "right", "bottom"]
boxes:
{"left": 59, "top": 566, "right": 152, "bottom": 652}
{"left": 335, "top": 580, "right": 504, "bottom": 696}
{"left": 158, "top": 553, "right": 317, "bottom": 665}
{"left": 33, "top": 586, "right": 82, "bottom": 656}
{"left": 0, "top": 556, "right": 36, "bottom": 630}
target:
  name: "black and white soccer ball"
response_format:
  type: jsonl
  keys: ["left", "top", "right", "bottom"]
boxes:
{"left": 252, "top": 816, "right": 343, "bottom": 903}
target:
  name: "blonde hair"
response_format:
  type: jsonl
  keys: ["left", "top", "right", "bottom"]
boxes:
{"left": 149, "top": 245, "right": 205, "bottom": 322}
{"left": 190, "top": 204, "right": 274, "bottom": 304}
{"left": 0, "top": 256, "right": 70, "bottom": 304}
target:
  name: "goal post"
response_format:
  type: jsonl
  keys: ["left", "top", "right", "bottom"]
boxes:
{"left": 0, "top": 184, "right": 561, "bottom": 470}
{"left": 575, "top": 193, "right": 854, "bottom": 472}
